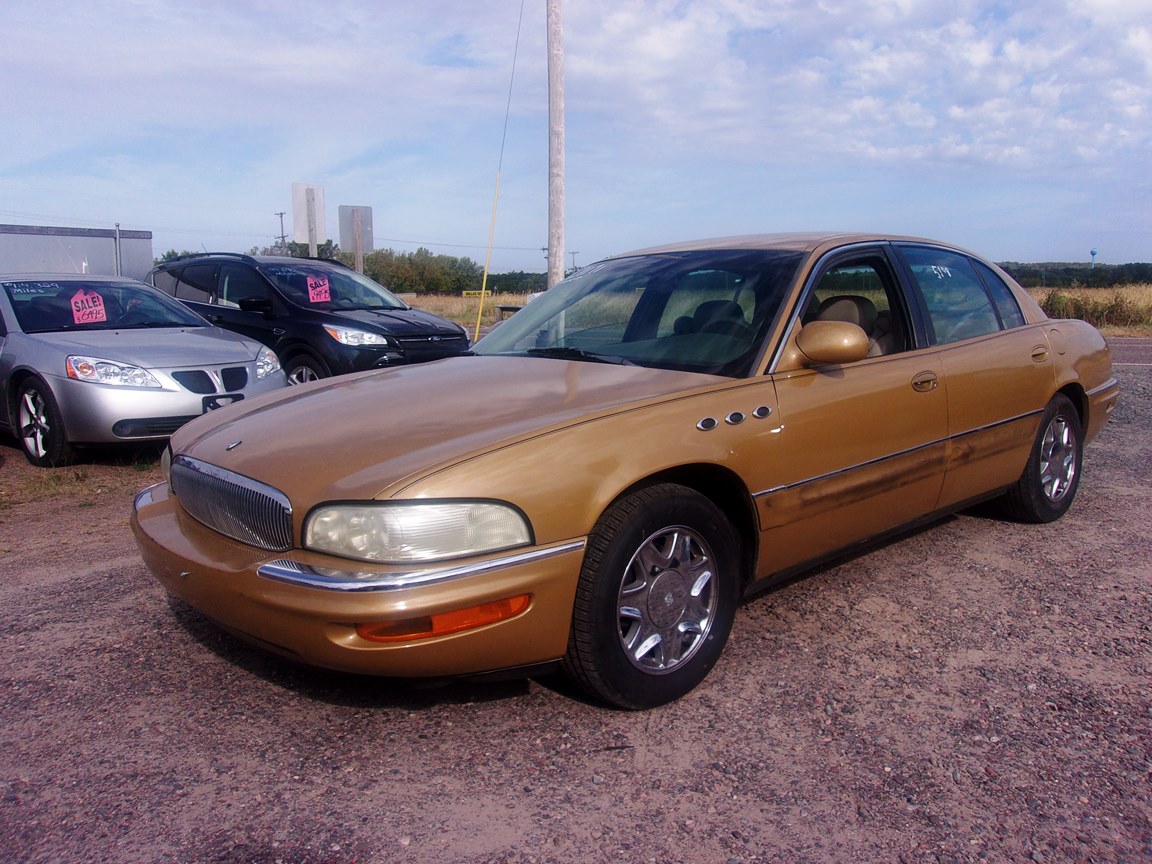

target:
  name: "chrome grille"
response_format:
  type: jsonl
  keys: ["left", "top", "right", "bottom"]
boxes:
{"left": 170, "top": 456, "right": 293, "bottom": 552}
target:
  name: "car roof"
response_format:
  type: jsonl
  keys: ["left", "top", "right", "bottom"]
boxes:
{"left": 152, "top": 253, "right": 346, "bottom": 269}
{"left": 0, "top": 273, "right": 150, "bottom": 284}
{"left": 610, "top": 231, "right": 956, "bottom": 258}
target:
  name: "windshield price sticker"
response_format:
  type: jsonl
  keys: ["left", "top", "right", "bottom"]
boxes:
{"left": 71, "top": 289, "right": 107, "bottom": 324}
{"left": 307, "top": 275, "right": 331, "bottom": 304}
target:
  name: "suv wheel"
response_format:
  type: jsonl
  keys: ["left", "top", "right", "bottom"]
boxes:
{"left": 285, "top": 355, "right": 330, "bottom": 385}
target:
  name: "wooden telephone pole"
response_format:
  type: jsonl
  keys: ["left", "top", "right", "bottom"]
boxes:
{"left": 547, "top": 0, "right": 565, "bottom": 288}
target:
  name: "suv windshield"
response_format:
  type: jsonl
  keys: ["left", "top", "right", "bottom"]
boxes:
{"left": 3, "top": 279, "right": 206, "bottom": 334}
{"left": 258, "top": 264, "right": 407, "bottom": 311}
{"left": 473, "top": 249, "right": 803, "bottom": 377}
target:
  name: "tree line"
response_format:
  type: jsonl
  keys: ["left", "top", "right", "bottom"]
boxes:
{"left": 156, "top": 245, "right": 1151, "bottom": 294}
{"left": 999, "top": 262, "right": 1152, "bottom": 289}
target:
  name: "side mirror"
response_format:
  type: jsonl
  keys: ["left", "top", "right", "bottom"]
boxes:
{"left": 238, "top": 297, "right": 274, "bottom": 316}
{"left": 795, "top": 320, "right": 869, "bottom": 366}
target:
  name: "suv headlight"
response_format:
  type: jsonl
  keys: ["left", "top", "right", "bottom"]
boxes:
{"left": 323, "top": 325, "right": 391, "bottom": 347}
{"left": 66, "top": 355, "right": 161, "bottom": 388}
{"left": 255, "top": 345, "right": 281, "bottom": 379}
{"left": 304, "top": 501, "right": 532, "bottom": 563}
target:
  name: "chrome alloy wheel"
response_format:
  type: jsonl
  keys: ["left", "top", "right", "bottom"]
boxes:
{"left": 1039, "top": 413, "right": 1078, "bottom": 503}
{"left": 19, "top": 387, "right": 50, "bottom": 459}
{"left": 616, "top": 526, "right": 719, "bottom": 673}
{"left": 287, "top": 365, "right": 320, "bottom": 385}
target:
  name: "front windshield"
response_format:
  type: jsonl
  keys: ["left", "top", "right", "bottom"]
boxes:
{"left": 259, "top": 263, "right": 407, "bottom": 311}
{"left": 3, "top": 279, "right": 207, "bottom": 333}
{"left": 473, "top": 249, "right": 803, "bottom": 377}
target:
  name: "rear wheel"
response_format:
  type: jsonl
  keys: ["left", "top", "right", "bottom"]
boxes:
{"left": 285, "top": 354, "right": 329, "bottom": 385}
{"left": 562, "top": 484, "right": 740, "bottom": 709}
{"left": 17, "top": 379, "right": 74, "bottom": 468}
{"left": 999, "top": 393, "right": 1082, "bottom": 523}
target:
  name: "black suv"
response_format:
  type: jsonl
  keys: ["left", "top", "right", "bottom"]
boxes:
{"left": 149, "top": 254, "right": 469, "bottom": 383}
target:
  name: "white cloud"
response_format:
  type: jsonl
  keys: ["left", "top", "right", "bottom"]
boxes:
{"left": 0, "top": 0, "right": 1148, "bottom": 266}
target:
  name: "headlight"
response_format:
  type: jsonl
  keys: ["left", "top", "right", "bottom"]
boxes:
{"left": 304, "top": 501, "right": 532, "bottom": 563}
{"left": 256, "top": 345, "right": 281, "bottom": 379}
{"left": 323, "top": 325, "right": 390, "bottom": 347}
{"left": 66, "top": 355, "right": 161, "bottom": 388}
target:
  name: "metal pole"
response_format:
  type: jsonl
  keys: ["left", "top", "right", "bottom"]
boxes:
{"left": 113, "top": 222, "right": 122, "bottom": 276}
{"left": 547, "top": 0, "right": 565, "bottom": 289}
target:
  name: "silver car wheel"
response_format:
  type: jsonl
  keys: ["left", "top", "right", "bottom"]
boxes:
{"left": 1039, "top": 413, "right": 1077, "bottom": 503}
{"left": 19, "top": 387, "right": 50, "bottom": 459}
{"left": 616, "top": 525, "right": 718, "bottom": 674}
{"left": 288, "top": 365, "right": 319, "bottom": 385}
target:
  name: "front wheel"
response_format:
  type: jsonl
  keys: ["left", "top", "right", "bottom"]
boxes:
{"left": 284, "top": 354, "right": 329, "bottom": 385}
{"left": 17, "top": 379, "right": 75, "bottom": 468}
{"left": 562, "top": 484, "right": 741, "bottom": 709}
{"left": 998, "top": 393, "right": 1083, "bottom": 523}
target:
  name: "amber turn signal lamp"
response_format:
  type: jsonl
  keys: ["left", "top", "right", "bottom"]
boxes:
{"left": 355, "top": 594, "right": 532, "bottom": 643}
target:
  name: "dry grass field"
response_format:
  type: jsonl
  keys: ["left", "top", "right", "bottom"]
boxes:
{"left": 410, "top": 285, "right": 1152, "bottom": 337}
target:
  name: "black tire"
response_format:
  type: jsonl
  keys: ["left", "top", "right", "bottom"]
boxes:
{"left": 284, "top": 354, "right": 329, "bottom": 385}
{"left": 999, "top": 394, "right": 1082, "bottom": 523}
{"left": 16, "top": 378, "right": 75, "bottom": 468}
{"left": 562, "top": 483, "right": 741, "bottom": 709}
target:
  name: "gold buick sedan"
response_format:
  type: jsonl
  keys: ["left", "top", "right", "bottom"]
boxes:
{"left": 132, "top": 233, "right": 1119, "bottom": 709}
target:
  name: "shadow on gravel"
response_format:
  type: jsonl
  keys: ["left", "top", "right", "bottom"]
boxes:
{"left": 0, "top": 430, "right": 165, "bottom": 467}
{"left": 164, "top": 594, "right": 548, "bottom": 711}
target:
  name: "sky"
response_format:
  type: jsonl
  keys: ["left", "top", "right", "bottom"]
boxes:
{"left": 1, "top": 0, "right": 1149, "bottom": 272}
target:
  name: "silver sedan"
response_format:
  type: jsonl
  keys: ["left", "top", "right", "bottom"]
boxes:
{"left": 1, "top": 274, "right": 286, "bottom": 467}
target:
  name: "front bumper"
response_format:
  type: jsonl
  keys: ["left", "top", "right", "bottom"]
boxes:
{"left": 50, "top": 370, "right": 285, "bottom": 443}
{"left": 132, "top": 482, "right": 585, "bottom": 678}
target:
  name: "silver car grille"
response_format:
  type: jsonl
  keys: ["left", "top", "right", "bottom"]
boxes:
{"left": 170, "top": 456, "right": 293, "bottom": 552}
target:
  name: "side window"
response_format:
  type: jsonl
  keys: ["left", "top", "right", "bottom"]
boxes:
{"left": 151, "top": 270, "right": 178, "bottom": 296}
{"left": 220, "top": 264, "right": 268, "bottom": 307}
{"left": 974, "top": 260, "right": 1026, "bottom": 329}
{"left": 804, "top": 257, "right": 909, "bottom": 356}
{"left": 901, "top": 247, "right": 1001, "bottom": 344}
{"left": 174, "top": 265, "right": 215, "bottom": 304}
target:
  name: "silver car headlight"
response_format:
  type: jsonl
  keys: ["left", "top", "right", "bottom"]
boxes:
{"left": 66, "top": 355, "right": 162, "bottom": 388}
{"left": 255, "top": 345, "right": 281, "bottom": 379}
{"left": 323, "top": 325, "right": 390, "bottom": 347}
{"left": 304, "top": 501, "right": 532, "bottom": 563}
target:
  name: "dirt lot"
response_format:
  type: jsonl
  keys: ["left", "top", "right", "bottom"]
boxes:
{"left": 1, "top": 344, "right": 1149, "bottom": 864}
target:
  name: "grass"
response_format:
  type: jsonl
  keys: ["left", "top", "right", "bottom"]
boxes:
{"left": 409, "top": 292, "right": 528, "bottom": 333}
{"left": 415, "top": 284, "right": 1152, "bottom": 337}
{"left": 0, "top": 443, "right": 164, "bottom": 512}
{"left": 1028, "top": 283, "right": 1152, "bottom": 336}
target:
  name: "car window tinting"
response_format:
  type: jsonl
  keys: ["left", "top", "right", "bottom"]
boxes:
{"left": 220, "top": 264, "right": 268, "bottom": 308}
{"left": 174, "top": 265, "right": 215, "bottom": 303}
{"left": 1, "top": 280, "right": 205, "bottom": 332}
{"left": 473, "top": 250, "right": 804, "bottom": 377}
{"left": 974, "top": 260, "right": 1026, "bottom": 328}
{"left": 900, "top": 247, "right": 1002, "bottom": 344}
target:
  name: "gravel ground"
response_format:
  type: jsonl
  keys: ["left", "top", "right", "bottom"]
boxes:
{"left": 0, "top": 350, "right": 1149, "bottom": 864}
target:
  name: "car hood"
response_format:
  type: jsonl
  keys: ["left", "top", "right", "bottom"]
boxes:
{"left": 30, "top": 327, "right": 260, "bottom": 366}
{"left": 170, "top": 355, "right": 723, "bottom": 504}
{"left": 328, "top": 306, "right": 464, "bottom": 336}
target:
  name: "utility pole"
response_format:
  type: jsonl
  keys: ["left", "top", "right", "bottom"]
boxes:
{"left": 547, "top": 0, "right": 565, "bottom": 289}
{"left": 274, "top": 211, "right": 287, "bottom": 250}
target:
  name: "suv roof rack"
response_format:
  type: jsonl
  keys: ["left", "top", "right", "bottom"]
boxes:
{"left": 159, "top": 252, "right": 350, "bottom": 270}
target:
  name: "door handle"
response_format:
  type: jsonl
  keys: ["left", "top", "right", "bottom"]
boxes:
{"left": 911, "top": 371, "right": 938, "bottom": 392}
{"left": 1030, "top": 345, "right": 1049, "bottom": 362}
